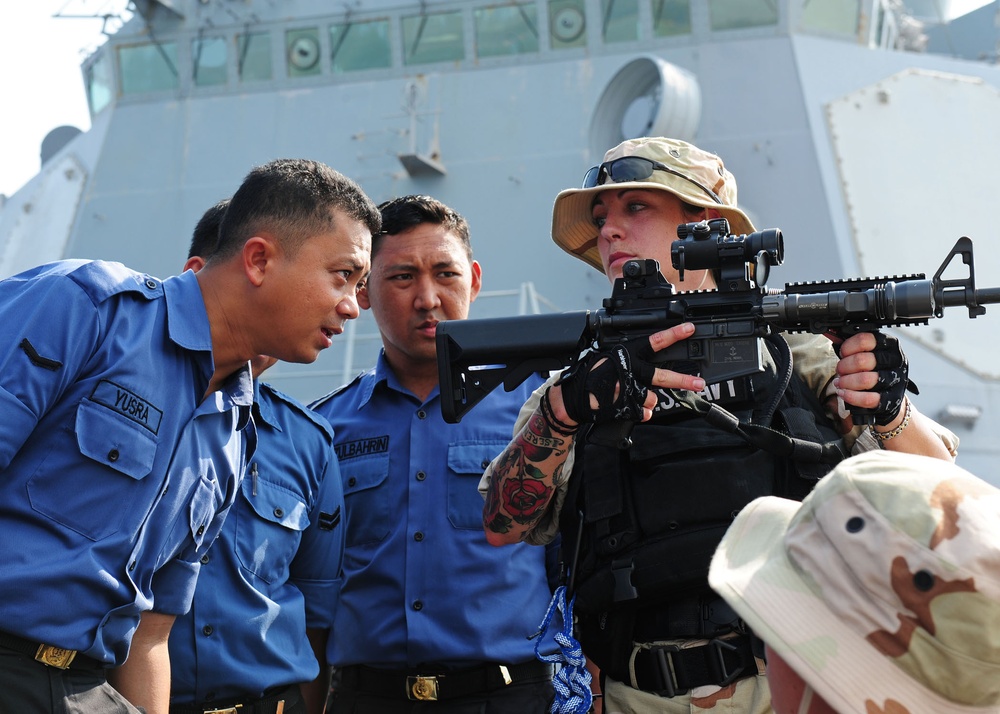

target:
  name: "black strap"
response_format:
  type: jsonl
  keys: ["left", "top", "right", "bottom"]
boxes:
{"left": 664, "top": 331, "right": 846, "bottom": 466}
{"left": 338, "top": 660, "right": 553, "bottom": 700}
{"left": 0, "top": 631, "right": 105, "bottom": 671}
{"left": 169, "top": 684, "right": 299, "bottom": 714}
{"left": 666, "top": 387, "right": 846, "bottom": 465}
{"left": 630, "top": 634, "right": 757, "bottom": 697}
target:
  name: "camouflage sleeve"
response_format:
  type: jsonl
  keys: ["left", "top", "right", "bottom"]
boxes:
{"left": 785, "top": 331, "right": 839, "bottom": 400}
{"left": 478, "top": 371, "right": 572, "bottom": 546}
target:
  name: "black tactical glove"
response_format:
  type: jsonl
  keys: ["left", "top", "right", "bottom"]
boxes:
{"left": 869, "top": 332, "right": 913, "bottom": 426}
{"left": 556, "top": 339, "right": 655, "bottom": 424}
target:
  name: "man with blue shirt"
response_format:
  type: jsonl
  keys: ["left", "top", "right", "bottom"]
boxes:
{"left": 0, "top": 158, "right": 379, "bottom": 714}
{"left": 311, "top": 195, "right": 555, "bottom": 713}
{"left": 166, "top": 199, "right": 349, "bottom": 714}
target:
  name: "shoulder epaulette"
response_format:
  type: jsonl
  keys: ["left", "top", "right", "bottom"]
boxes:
{"left": 66, "top": 260, "right": 163, "bottom": 304}
{"left": 308, "top": 369, "right": 370, "bottom": 410}
{"left": 260, "top": 381, "right": 335, "bottom": 440}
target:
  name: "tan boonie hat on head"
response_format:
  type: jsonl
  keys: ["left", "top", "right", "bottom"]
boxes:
{"left": 708, "top": 450, "right": 1000, "bottom": 714}
{"left": 551, "top": 136, "right": 756, "bottom": 273}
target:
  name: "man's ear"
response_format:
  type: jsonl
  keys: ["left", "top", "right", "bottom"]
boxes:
{"left": 705, "top": 208, "right": 723, "bottom": 221}
{"left": 357, "top": 283, "right": 371, "bottom": 310}
{"left": 183, "top": 256, "right": 206, "bottom": 273}
{"left": 468, "top": 260, "right": 483, "bottom": 303}
{"left": 242, "top": 235, "right": 277, "bottom": 286}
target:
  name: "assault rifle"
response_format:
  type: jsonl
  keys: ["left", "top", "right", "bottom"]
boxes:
{"left": 436, "top": 219, "right": 1000, "bottom": 426}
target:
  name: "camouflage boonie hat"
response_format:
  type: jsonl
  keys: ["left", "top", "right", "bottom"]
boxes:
{"left": 709, "top": 450, "right": 1000, "bottom": 714}
{"left": 550, "top": 137, "right": 756, "bottom": 273}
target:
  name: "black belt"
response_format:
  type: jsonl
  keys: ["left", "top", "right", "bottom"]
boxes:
{"left": 0, "top": 630, "right": 105, "bottom": 671}
{"left": 169, "top": 684, "right": 299, "bottom": 714}
{"left": 339, "top": 660, "right": 553, "bottom": 702}
{"left": 629, "top": 633, "right": 756, "bottom": 697}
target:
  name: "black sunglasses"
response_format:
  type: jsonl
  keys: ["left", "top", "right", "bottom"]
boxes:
{"left": 581, "top": 156, "right": 723, "bottom": 205}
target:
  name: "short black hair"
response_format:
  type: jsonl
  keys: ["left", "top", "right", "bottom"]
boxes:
{"left": 212, "top": 158, "right": 381, "bottom": 262}
{"left": 375, "top": 195, "right": 471, "bottom": 261}
{"left": 188, "top": 198, "right": 230, "bottom": 259}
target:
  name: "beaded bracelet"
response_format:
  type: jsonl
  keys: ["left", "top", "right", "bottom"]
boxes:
{"left": 540, "top": 388, "right": 580, "bottom": 436}
{"left": 870, "top": 399, "right": 912, "bottom": 442}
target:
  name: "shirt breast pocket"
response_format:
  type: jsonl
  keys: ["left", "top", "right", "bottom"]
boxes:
{"left": 447, "top": 441, "right": 505, "bottom": 530}
{"left": 27, "top": 399, "right": 157, "bottom": 541}
{"left": 234, "top": 476, "right": 310, "bottom": 584}
{"left": 341, "top": 453, "right": 390, "bottom": 547}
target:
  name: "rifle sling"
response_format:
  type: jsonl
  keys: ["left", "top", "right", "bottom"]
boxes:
{"left": 668, "top": 389, "right": 846, "bottom": 465}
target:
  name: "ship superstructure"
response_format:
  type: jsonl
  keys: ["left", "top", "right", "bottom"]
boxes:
{"left": 2, "top": 0, "right": 998, "bottom": 475}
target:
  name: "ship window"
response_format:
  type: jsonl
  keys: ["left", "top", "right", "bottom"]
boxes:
{"left": 602, "top": 0, "right": 639, "bottom": 43}
{"left": 475, "top": 4, "right": 539, "bottom": 57}
{"left": 86, "top": 51, "right": 114, "bottom": 116}
{"left": 193, "top": 36, "right": 228, "bottom": 86}
{"left": 871, "top": 1, "right": 897, "bottom": 48}
{"left": 330, "top": 18, "right": 392, "bottom": 72}
{"left": 801, "top": 0, "right": 859, "bottom": 37}
{"left": 550, "top": 0, "right": 587, "bottom": 49}
{"left": 708, "top": 0, "right": 778, "bottom": 30}
{"left": 287, "top": 28, "right": 322, "bottom": 77}
{"left": 651, "top": 0, "right": 691, "bottom": 36}
{"left": 118, "top": 42, "right": 179, "bottom": 94}
{"left": 403, "top": 11, "right": 465, "bottom": 65}
{"left": 237, "top": 31, "right": 272, "bottom": 82}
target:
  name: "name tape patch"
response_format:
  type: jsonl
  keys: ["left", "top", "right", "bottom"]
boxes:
{"left": 91, "top": 380, "right": 164, "bottom": 434}
{"left": 335, "top": 435, "right": 389, "bottom": 461}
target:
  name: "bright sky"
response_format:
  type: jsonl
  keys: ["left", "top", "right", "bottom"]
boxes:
{"left": 0, "top": 1, "right": 131, "bottom": 198}
{"left": 0, "top": 0, "right": 992, "bottom": 199}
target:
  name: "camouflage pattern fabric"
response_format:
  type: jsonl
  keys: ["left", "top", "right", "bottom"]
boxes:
{"left": 603, "top": 668, "right": 772, "bottom": 713}
{"left": 709, "top": 450, "right": 1000, "bottom": 713}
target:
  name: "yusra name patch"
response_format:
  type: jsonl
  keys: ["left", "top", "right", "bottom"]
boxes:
{"left": 91, "top": 379, "right": 164, "bottom": 434}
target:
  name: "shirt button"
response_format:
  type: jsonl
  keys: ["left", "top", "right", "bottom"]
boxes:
{"left": 273, "top": 507, "right": 284, "bottom": 518}
{"left": 348, "top": 477, "right": 357, "bottom": 487}
{"left": 107, "top": 449, "right": 120, "bottom": 462}
{"left": 200, "top": 554, "right": 210, "bottom": 564}
{"left": 416, "top": 471, "right": 426, "bottom": 481}
{"left": 197, "top": 525, "right": 205, "bottom": 536}
{"left": 481, "top": 460, "right": 490, "bottom": 469}
{"left": 417, "top": 410, "right": 427, "bottom": 419}
{"left": 414, "top": 531, "right": 424, "bottom": 541}
{"left": 202, "top": 625, "right": 213, "bottom": 636}
{"left": 412, "top": 600, "right": 423, "bottom": 611}
{"left": 145, "top": 278, "right": 157, "bottom": 289}
{"left": 128, "top": 560, "right": 136, "bottom": 572}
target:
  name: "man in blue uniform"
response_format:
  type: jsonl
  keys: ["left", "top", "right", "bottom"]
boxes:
{"left": 0, "top": 158, "right": 379, "bottom": 714}
{"left": 166, "top": 199, "right": 350, "bottom": 714}
{"left": 311, "top": 195, "right": 555, "bottom": 713}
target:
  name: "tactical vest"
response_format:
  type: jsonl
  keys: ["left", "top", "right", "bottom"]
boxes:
{"left": 560, "top": 334, "right": 846, "bottom": 674}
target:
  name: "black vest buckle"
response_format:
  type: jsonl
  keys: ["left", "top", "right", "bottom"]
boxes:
{"left": 611, "top": 557, "right": 638, "bottom": 602}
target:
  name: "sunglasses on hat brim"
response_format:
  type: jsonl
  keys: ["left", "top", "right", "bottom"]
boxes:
{"left": 581, "top": 156, "right": 723, "bottom": 205}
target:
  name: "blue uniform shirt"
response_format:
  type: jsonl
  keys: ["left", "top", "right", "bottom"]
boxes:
{"left": 311, "top": 352, "right": 551, "bottom": 668}
{"left": 0, "top": 261, "right": 253, "bottom": 665}
{"left": 169, "top": 381, "right": 344, "bottom": 703}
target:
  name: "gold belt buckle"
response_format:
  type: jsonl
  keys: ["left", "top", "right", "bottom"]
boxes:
{"left": 34, "top": 644, "right": 77, "bottom": 670}
{"left": 203, "top": 706, "right": 242, "bottom": 714}
{"left": 407, "top": 675, "right": 440, "bottom": 701}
